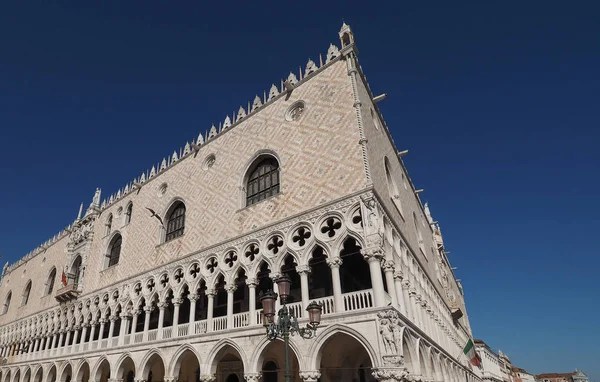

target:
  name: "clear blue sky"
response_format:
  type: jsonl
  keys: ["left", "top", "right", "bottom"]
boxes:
{"left": 0, "top": 1, "right": 598, "bottom": 379}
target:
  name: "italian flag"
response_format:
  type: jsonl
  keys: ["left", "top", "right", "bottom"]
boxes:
{"left": 463, "top": 339, "right": 482, "bottom": 367}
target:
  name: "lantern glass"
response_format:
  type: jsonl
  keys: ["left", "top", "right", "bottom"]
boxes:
{"left": 260, "top": 290, "right": 277, "bottom": 318}
{"left": 276, "top": 274, "right": 291, "bottom": 302}
{"left": 306, "top": 301, "right": 322, "bottom": 326}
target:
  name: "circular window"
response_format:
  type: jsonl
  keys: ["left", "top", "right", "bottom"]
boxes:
{"left": 203, "top": 154, "right": 216, "bottom": 170}
{"left": 285, "top": 100, "right": 306, "bottom": 122}
{"left": 157, "top": 183, "right": 168, "bottom": 198}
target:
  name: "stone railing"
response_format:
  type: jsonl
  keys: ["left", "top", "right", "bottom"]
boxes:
{"left": 7, "top": 289, "right": 376, "bottom": 365}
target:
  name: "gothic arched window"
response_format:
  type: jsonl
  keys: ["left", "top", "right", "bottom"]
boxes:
{"left": 125, "top": 203, "right": 133, "bottom": 225}
{"left": 107, "top": 234, "right": 122, "bottom": 268}
{"left": 45, "top": 268, "right": 57, "bottom": 295}
{"left": 22, "top": 280, "right": 32, "bottom": 306}
{"left": 71, "top": 256, "right": 82, "bottom": 284}
{"left": 2, "top": 291, "right": 11, "bottom": 314}
{"left": 246, "top": 157, "right": 280, "bottom": 206}
{"left": 165, "top": 202, "right": 186, "bottom": 242}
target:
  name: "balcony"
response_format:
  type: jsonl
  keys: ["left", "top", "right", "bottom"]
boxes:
{"left": 9, "top": 289, "right": 380, "bottom": 365}
{"left": 55, "top": 283, "right": 80, "bottom": 302}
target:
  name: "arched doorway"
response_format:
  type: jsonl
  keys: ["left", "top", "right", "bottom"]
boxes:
{"left": 23, "top": 368, "right": 31, "bottom": 382}
{"left": 259, "top": 340, "right": 301, "bottom": 382}
{"left": 173, "top": 350, "right": 200, "bottom": 382}
{"left": 59, "top": 364, "right": 72, "bottom": 382}
{"left": 210, "top": 344, "right": 244, "bottom": 382}
{"left": 318, "top": 332, "right": 374, "bottom": 382}
{"left": 115, "top": 356, "right": 135, "bottom": 382}
{"left": 141, "top": 353, "right": 165, "bottom": 382}
{"left": 94, "top": 359, "right": 110, "bottom": 382}
{"left": 75, "top": 362, "right": 90, "bottom": 382}
{"left": 33, "top": 367, "right": 43, "bottom": 382}
{"left": 46, "top": 365, "right": 56, "bottom": 382}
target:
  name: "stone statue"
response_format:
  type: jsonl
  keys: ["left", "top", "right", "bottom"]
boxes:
{"left": 92, "top": 188, "right": 101, "bottom": 207}
{"left": 379, "top": 318, "right": 397, "bottom": 354}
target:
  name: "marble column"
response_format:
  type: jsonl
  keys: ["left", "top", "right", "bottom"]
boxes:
{"left": 327, "top": 258, "right": 344, "bottom": 313}
{"left": 393, "top": 270, "right": 406, "bottom": 316}
{"left": 363, "top": 249, "right": 386, "bottom": 307}
{"left": 382, "top": 261, "right": 398, "bottom": 307}
{"left": 206, "top": 290, "right": 215, "bottom": 332}
{"left": 296, "top": 266, "right": 310, "bottom": 312}
{"left": 108, "top": 316, "right": 116, "bottom": 339}
{"left": 246, "top": 279, "right": 257, "bottom": 325}
{"left": 225, "top": 284, "right": 237, "bottom": 329}
{"left": 143, "top": 306, "right": 152, "bottom": 341}
{"left": 130, "top": 310, "right": 139, "bottom": 335}
{"left": 172, "top": 299, "right": 182, "bottom": 328}
{"left": 188, "top": 293, "right": 198, "bottom": 328}
{"left": 157, "top": 302, "right": 167, "bottom": 339}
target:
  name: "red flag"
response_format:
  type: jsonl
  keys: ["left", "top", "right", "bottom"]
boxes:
{"left": 61, "top": 271, "right": 67, "bottom": 286}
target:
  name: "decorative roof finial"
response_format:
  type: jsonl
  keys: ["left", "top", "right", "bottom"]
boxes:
{"left": 338, "top": 21, "right": 354, "bottom": 47}
{"left": 76, "top": 202, "right": 84, "bottom": 220}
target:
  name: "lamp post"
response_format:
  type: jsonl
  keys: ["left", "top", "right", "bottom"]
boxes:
{"left": 260, "top": 274, "right": 323, "bottom": 382}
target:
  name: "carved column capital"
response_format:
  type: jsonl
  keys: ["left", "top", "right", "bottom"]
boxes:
{"left": 270, "top": 272, "right": 282, "bottom": 281}
{"left": 362, "top": 247, "right": 384, "bottom": 262}
{"left": 188, "top": 293, "right": 199, "bottom": 302}
{"left": 172, "top": 298, "right": 183, "bottom": 306}
{"left": 224, "top": 284, "right": 238, "bottom": 293}
{"left": 199, "top": 375, "right": 216, "bottom": 382}
{"left": 326, "top": 257, "right": 343, "bottom": 268}
{"left": 157, "top": 302, "right": 168, "bottom": 310}
{"left": 245, "top": 278, "right": 258, "bottom": 287}
{"left": 299, "top": 370, "right": 321, "bottom": 381}
{"left": 372, "top": 367, "right": 409, "bottom": 381}
{"left": 382, "top": 260, "right": 395, "bottom": 272}
{"left": 243, "top": 373, "right": 262, "bottom": 382}
{"left": 394, "top": 270, "right": 404, "bottom": 280}
{"left": 295, "top": 265, "right": 310, "bottom": 275}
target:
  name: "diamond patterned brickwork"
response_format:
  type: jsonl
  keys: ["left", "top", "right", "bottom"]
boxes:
{"left": 82, "top": 59, "right": 367, "bottom": 292}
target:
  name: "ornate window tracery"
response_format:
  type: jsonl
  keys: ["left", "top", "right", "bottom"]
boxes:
{"left": 165, "top": 202, "right": 186, "bottom": 242}
{"left": 246, "top": 157, "right": 280, "bottom": 206}
{"left": 108, "top": 234, "right": 122, "bottom": 267}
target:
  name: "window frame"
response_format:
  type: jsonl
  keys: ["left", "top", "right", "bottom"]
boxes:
{"left": 245, "top": 156, "right": 281, "bottom": 207}
{"left": 106, "top": 234, "right": 122, "bottom": 268}
{"left": 165, "top": 202, "right": 186, "bottom": 242}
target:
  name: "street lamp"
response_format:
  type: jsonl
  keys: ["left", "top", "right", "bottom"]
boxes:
{"left": 259, "top": 274, "right": 323, "bottom": 382}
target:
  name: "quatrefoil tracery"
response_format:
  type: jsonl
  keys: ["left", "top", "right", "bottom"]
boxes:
{"left": 245, "top": 244, "right": 259, "bottom": 262}
{"left": 292, "top": 227, "right": 311, "bottom": 247}
{"left": 267, "top": 236, "right": 284, "bottom": 255}
{"left": 206, "top": 258, "right": 218, "bottom": 274}
{"left": 224, "top": 251, "right": 238, "bottom": 268}
{"left": 173, "top": 268, "right": 184, "bottom": 283}
{"left": 189, "top": 263, "right": 200, "bottom": 279}
{"left": 321, "top": 217, "right": 342, "bottom": 238}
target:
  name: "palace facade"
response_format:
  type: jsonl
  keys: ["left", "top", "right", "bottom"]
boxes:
{"left": 0, "top": 24, "right": 479, "bottom": 382}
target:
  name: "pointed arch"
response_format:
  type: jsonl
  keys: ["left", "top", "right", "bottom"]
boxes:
{"left": 105, "top": 232, "right": 123, "bottom": 269}
{"left": 306, "top": 324, "right": 379, "bottom": 371}
{"left": 73, "top": 359, "right": 90, "bottom": 382}
{"left": 249, "top": 335, "right": 304, "bottom": 374}
{"left": 57, "top": 361, "right": 72, "bottom": 382}
{"left": 162, "top": 198, "right": 187, "bottom": 243}
{"left": 91, "top": 357, "right": 110, "bottom": 382}
{"left": 167, "top": 343, "right": 202, "bottom": 377}
{"left": 2, "top": 291, "right": 11, "bottom": 314}
{"left": 21, "top": 280, "right": 32, "bottom": 306}
{"left": 113, "top": 352, "right": 136, "bottom": 380}
{"left": 205, "top": 338, "right": 248, "bottom": 375}
{"left": 138, "top": 348, "right": 166, "bottom": 380}
{"left": 45, "top": 268, "right": 57, "bottom": 296}
{"left": 240, "top": 150, "right": 282, "bottom": 208}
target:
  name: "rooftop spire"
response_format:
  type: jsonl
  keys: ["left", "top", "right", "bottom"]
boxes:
{"left": 339, "top": 21, "right": 354, "bottom": 47}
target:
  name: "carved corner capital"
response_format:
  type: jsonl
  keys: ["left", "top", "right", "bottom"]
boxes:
{"left": 199, "top": 375, "right": 216, "bottom": 382}
{"left": 243, "top": 373, "right": 262, "bottom": 382}
{"left": 326, "top": 257, "right": 343, "bottom": 268}
{"left": 299, "top": 370, "right": 321, "bottom": 381}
